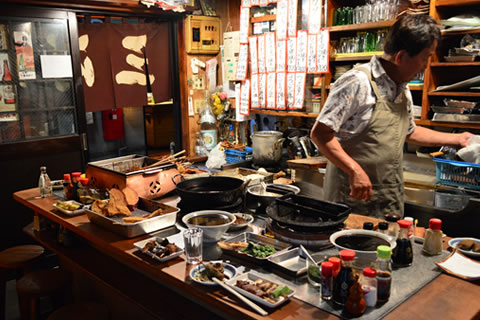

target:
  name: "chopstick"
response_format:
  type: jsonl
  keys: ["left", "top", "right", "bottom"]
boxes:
{"left": 212, "top": 278, "right": 268, "bottom": 316}
{"left": 143, "top": 150, "right": 186, "bottom": 169}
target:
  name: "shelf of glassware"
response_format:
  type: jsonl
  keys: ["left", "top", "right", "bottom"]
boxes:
{"left": 328, "top": 20, "right": 395, "bottom": 32}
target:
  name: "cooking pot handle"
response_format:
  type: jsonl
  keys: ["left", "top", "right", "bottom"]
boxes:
{"left": 171, "top": 173, "right": 184, "bottom": 185}
{"left": 274, "top": 138, "right": 285, "bottom": 148}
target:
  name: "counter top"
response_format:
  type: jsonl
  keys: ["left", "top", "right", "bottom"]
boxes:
{"left": 13, "top": 188, "right": 480, "bottom": 320}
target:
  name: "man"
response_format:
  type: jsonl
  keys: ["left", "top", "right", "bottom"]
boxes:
{"left": 310, "top": 15, "right": 472, "bottom": 218}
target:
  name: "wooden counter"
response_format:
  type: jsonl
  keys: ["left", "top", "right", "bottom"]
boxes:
{"left": 13, "top": 188, "right": 480, "bottom": 320}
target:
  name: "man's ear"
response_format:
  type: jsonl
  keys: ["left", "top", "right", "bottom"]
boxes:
{"left": 394, "top": 50, "right": 408, "bottom": 65}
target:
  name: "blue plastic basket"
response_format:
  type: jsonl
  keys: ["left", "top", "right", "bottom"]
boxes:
{"left": 225, "top": 147, "right": 253, "bottom": 164}
{"left": 433, "top": 157, "right": 480, "bottom": 190}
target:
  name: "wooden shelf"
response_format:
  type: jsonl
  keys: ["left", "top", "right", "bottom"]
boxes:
{"left": 251, "top": 15, "right": 276, "bottom": 23}
{"left": 428, "top": 92, "right": 480, "bottom": 97}
{"left": 415, "top": 119, "right": 480, "bottom": 129}
{"left": 250, "top": 109, "right": 319, "bottom": 118}
{"left": 431, "top": 62, "right": 480, "bottom": 67}
{"left": 331, "top": 52, "right": 382, "bottom": 61}
{"left": 408, "top": 85, "right": 424, "bottom": 91}
{"left": 436, "top": 0, "right": 480, "bottom": 7}
{"left": 441, "top": 29, "right": 480, "bottom": 36}
{"left": 328, "top": 20, "right": 395, "bottom": 32}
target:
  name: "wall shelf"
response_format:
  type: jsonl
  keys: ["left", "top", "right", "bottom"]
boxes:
{"left": 430, "top": 62, "right": 480, "bottom": 67}
{"left": 251, "top": 15, "right": 276, "bottom": 23}
{"left": 331, "top": 52, "right": 382, "bottom": 61}
{"left": 435, "top": 0, "right": 480, "bottom": 7}
{"left": 415, "top": 119, "right": 480, "bottom": 129}
{"left": 428, "top": 92, "right": 480, "bottom": 97}
{"left": 328, "top": 20, "right": 394, "bottom": 32}
{"left": 250, "top": 109, "right": 319, "bottom": 118}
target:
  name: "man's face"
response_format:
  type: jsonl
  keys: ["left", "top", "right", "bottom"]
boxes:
{"left": 398, "top": 40, "right": 437, "bottom": 83}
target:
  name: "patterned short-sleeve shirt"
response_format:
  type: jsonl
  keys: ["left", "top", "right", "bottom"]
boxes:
{"left": 316, "top": 55, "right": 416, "bottom": 141}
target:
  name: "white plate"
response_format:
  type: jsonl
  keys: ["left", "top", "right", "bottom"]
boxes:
{"left": 448, "top": 237, "right": 480, "bottom": 258}
{"left": 225, "top": 272, "right": 295, "bottom": 308}
{"left": 435, "top": 250, "right": 480, "bottom": 281}
{"left": 190, "top": 262, "right": 237, "bottom": 286}
{"left": 53, "top": 200, "right": 85, "bottom": 216}
{"left": 229, "top": 213, "right": 254, "bottom": 230}
{"left": 133, "top": 237, "right": 184, "bottom": 263}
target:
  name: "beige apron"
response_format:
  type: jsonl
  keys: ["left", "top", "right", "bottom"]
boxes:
{"left": 323, "top": 67, "right": 410, "bottom": 218}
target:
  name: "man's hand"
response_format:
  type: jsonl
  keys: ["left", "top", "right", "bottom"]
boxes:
{"left": 457, "top": 131, "right": 474, "bottom": 148}
{"left": 349, "top": 166, "right": 373, "bottom": 201}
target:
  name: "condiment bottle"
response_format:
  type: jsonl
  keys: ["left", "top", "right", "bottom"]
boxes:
{"left": 361, "top": 267, "right": 377, "bottom": 307}
{"left": 345, "top": 274, "right": 366, "bottom": 316}
{"left": 392, "top": 220, "right": 413, "bottom": 267}
{"left": 332, "top": 250, "right": 356, "bottom": 306}
{"left": 363, "top": 222, "right": 374, "bottom": 230}
{"left": 328, "top": 256, "right": 341, "bottom": 278}
{"left": 376, "top": 245, "right": 392, "bottom": 303}
{"left": 63, "top": 174, "right": 73, "bottom": 200}
{"left": 200, "top": 97, "right": 217, "bottom": 151}
{"left": 71, "top": 172, "right": 81, "bottom": 201}
{"left": 77, "top": 178, "right": 89, "bottom": 203}
{"left": 320, "top": 261, "right": 333, "bottom": 301}
{"left": 384, "top": 213, "right": 401, "bottom": 242}
{"left": 423, "top": 218, "right": 443, "bottom": 256}
{"left": 38, "top": 166, "right": 52, "bottom": 198}
{"left": 404, "top": 216, "right": 415, "bottom": 239}
{"left": 378, "top": 222, "right": 388, "bottom": 235}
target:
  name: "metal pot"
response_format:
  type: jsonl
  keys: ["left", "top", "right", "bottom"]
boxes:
{"left": 246, "top": 184, "right": 300, "bottom": 212}
{"left": 251, "top": 131, "right": 285, "bottom": 166}
{"left": 174, "top": 176, "right": 244, "bottom": 206}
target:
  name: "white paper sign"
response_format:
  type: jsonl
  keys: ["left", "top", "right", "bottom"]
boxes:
{"left": 266, "top": 72, "right": 276, "bottom": 109}
{"left": 251, "top": 0, "right": 259, "bottom": 6}
{"left": 276, "top": 72, "right": 286, "bottom": 110}
{"left": 265, "top": 32, "right": 276, "bottom": 73}
{"left": 287, "top": 0, "right": 298, "bottom": 37}
{"left": 40, "top": 55, "right": 73, "bottom": 78}
{"left": 276, "top": 0, "right": 288, "bottom": 40}
{"left": 293, "top": 72, "right": 306, "bottom": 109}
{"left": 239, "top": 7, "right": 250, "bottom": 44}
{"left": 296, "top": 31, "right": 308, "bottom": 73}
{"left": 251, "top": 73, "right": 260, "bottom": 108}
{"left": 316, "top": 29, "right": 330, "bottom": 73}
{"left": 276, "top": 39, "right": 286, "bottom": 73}
{"left": 236, "top": 44, "right": 249, "bottom": 80}
{"left": 307, "top": 34, "right": 317, "bottom": 73}
{"left": 287, "top": 37, "right": 297, "bottom": 72}
{"left": 258, "top": 34, "right": 266, "bottom": 73}
{"left": 240, "top": 80, "right": 250, "bottom": 115}
{"left": 242, "top": 0, "right": 251, "bottom": 7}
{"left": 259, "top": 73, "right": 266, "bottom": 108}
{"left": 286, "top": 72, "right": 295, "bottom": 109}
{"left": 249, "top": 36, "right": 258, "bottom": 74}
{"left": 308, "top": 0, "right": 322, "bottom": 34}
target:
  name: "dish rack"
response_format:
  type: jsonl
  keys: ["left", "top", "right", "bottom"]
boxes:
{"left": 433, "top": 157, "right": 480, "bottom": 190}
{"left": 225, "top": 147, "right": 253, "bottom": 164}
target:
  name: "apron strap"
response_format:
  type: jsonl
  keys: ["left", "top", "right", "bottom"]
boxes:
{"left": 355, "top": 66, "right": 384, "bottom": 102}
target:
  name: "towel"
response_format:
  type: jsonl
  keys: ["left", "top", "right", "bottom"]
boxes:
{"left": 457, "top": 135, "right": 480, "bottom": 163}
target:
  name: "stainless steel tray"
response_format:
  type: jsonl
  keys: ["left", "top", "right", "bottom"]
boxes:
{"left": 221, "top": 232, "right": 291, "bottom": 265}
{"left": 432, "top": 113, "right": 480, "bottom": 123}
{"left": 85, "top": 198, "right": 179, "bottom": 238}
{"left": 268, "top": 247, "right": 308, "bottom": 277}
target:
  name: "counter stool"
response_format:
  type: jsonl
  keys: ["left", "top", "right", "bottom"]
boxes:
{"left": 47, "top": 302, "right": 109, "bottom": 320}
{"left": 16, "top": 268, "right": 71, "bottom": 320}
{"left": 0, "top": 245, "right": 45, "bottom": 320}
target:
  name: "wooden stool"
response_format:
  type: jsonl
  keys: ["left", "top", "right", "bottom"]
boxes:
{"left": 0, "top": 245, "right": 44, "bottom": 320}
{"left": 16, "top": 268, "right": 71, "bottom": 320}
{"left": 48, "top": 302, "right": 109, "bottom": 320}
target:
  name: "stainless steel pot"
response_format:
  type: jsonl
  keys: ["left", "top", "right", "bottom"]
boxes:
{"left": 251, "top": 131, "right": 285, "bottom": 166}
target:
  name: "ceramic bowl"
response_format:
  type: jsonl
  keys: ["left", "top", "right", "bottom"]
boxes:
{"left": 182, "top": 210, "right": 236, "bottom": 243}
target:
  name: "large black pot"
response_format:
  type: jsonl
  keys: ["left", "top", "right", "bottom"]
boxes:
{"left": 175, "top": 176, "right": 245, "bottom": 206}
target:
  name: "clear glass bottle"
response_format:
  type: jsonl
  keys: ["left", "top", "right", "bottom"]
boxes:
{"left": 423, "top": 218, "right": 443, "bottom": 256}
{"left": 361, "top": 267, "right": 378, "bottom": 307}
{"left": 384, "top": 213, "right": 401, "bottom": 242}
{"left": 376, "top": 245, "right": 392, "bottom": 303}
{"left": 320, "top": 261, "right": 333, "bottom": 301}
{"left": 392, "top": 219, "right": 413, "bottom": 267}
{"left": 194, "top": 132, "right": 207, "bottom": 156}
{"left": 332, "top": 250, "right": 356, "bottom": 306}
{"left": 200, "top": 99, "right": 217, "bottom": 151}
{"left": 38, "top": 166, "right": 52, "bottom": 198}
{"left": 378, "top": 222, "right": 388, "bottom": 235}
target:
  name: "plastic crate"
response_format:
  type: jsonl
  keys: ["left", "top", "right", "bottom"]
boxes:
{"left": 433, "top": 157, "right": 480, "bottom": 190}
{"left": 225, "top": 147, "right": 253, "bottom": 164}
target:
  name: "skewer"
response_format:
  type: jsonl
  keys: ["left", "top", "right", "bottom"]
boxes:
{"left": 143, "top": 150, "right": 186, "bottom": 169}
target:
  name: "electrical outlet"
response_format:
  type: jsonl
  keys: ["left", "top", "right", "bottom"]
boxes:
{"left": 194, "top": 99, "right": 205, "bottom": 114}
{"left": 192, "top": 75, "right": 204, "bottom": 90}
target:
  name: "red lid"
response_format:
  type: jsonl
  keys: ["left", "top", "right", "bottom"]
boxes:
{"left": 71, "top": 172, "right": 81, "bottom": 177}
{"left": 321, "top": 262, "right": 333, "bottom": 275}
{"left": 429, "top": 218, "right": 442, "bottom": 230}
{"left": 63, "top": 174, "right": 71, "bottom": 181}
{"left": 363, "top": 267, "right": 377, "bottom": 278}
{"left": 328, "top": 257, "right": 341, "bottom": 269}
{"left": 339, "top": 249, "right": 356, "bottom": 261}
{"left": 397, "top": 219, "right": 412, "bottom": 229}
{"left": 79, "top": 178, "right": 89, "bottom": 186}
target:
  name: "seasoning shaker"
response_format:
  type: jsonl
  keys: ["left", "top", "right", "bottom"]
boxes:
{"left": 320, "top": 261, "right": 333, "bottom": 301}
{"left": 363, "top": 222, "right": 374, "bottom": 230}
{"left": 423, "top": 218, "right": 443, "bottom": 256}
{"left": 384, "top": 213, "right": 401, "bottom": 242}
{"left": 360, "top": 267, "right": 378, "bottom": 307}
{"left": 378, "top": 222, "right": 388, "bottom": 235}
{"left": 404, "top": 216, "right": 415, "bottom": 239}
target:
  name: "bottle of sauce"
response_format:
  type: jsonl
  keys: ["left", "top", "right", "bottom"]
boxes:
{"left": 378, "top": 222, "right": 389, "bottom": 236}
{"left": 361, "top": 267, "right": 378, "bottom": 307}
{"left": 2, "top": 59, "right": 12, "bottom": 81}
{"left": 392, "top": 219, "right": 413, "bottom": 267}
{"left": 345, "top": 274, "right": 366, "bottom": 316}
{"left": 376, "top": 245, "right": 392, "bottom": 303}
{"left": 404, "top": 216, "right": 415, "bottom": 239}
{"left": 423, "top": 218, "right": 443, "bottom": 256}
{"left": 384, "top": 213, "right": 401, "bottom": 242}
{"left": 63, "top": 174, "right": 73, "bottom": 200}
{"left": 71, "top": 172, "right": 82, "bottom": 202}
{"left": 332, "top": 250, "right": 356, "bottom": 306}
{"left": 320, "top": 261, "right": 333, "bottom": 301}
{"left": 38, "top": 166, "right": 52, "bottom": 198}
{"left": 200, "top": 97, "right": 217, "bottom": 151}
{"left": 363, "top": 222, "right": 374, "bottom": 230}
{"left": 328, "top": 256, "right": 341, "bottom": 278}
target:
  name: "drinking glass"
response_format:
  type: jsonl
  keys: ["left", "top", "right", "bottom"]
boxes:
{"left": 183, "top": 228, "right": 203, "bottom": 264}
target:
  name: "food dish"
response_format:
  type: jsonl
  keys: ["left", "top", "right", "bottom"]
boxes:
{"left": 435, "top": 250, "right": 480, "bottom": 281}
{"left": 51, "top": 180, "right": 64, "bottom": 190}
{"left": 448, "top": 237, "right": 480, "bottom": 258}
{"left": 229, "top": 213, "right": 254, "bottom": 230}
{"left": 226, "top": 272, "right": 295, "bottom": 308}
{"left": 190, "top": 262, "right": 237, "bottom": 286}
{"left": 53, "top": 200, "right": 85, "bottom": 216}
{"left": 133, "top": 237, "right": 184, "bottom": 263}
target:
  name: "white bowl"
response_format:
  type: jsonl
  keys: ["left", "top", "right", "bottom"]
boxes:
{"left": 182, "top": 210, "right": 236, "bottom": 243}
{"left": 330, "top": 229, "right": 396, "bottom": 262}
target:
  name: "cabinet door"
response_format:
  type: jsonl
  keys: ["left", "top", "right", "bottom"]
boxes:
{"left": 0, "top": 6, "right": 86, "bottom": 250}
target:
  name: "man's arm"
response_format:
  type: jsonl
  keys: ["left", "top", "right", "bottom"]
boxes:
{"left": 310, "top": 121, "right": 373, "bottom": 201}
{"left": 406, "top": 126, "right": 472, "bottom": 147}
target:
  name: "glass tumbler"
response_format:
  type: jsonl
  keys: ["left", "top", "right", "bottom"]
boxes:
{"left": 183, "top": 228, "right": 203, "bottom": 264}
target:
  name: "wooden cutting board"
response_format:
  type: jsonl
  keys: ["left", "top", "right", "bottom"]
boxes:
{"left": 287, "top": 156, "right": 328, "bottom": 170}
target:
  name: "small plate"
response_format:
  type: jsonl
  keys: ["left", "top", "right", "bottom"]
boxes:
{"left": 229, "top": 213, "right": 254, "bottom": 230}
{"left": 226, "top": 272, "right": 295, "bottom": 308}
{"left": 435, "top": 250, "right": 480, "bottom": 281}
{"left": 448, "top": 237, "right": 480, "bottom": 258}
{"left": 53, "top": 200, "right": 85, "bottom": 216}
{"left": 190, "top": 262, "right": 237, "bottom": 286}
{"left": 51, "top": 180, "right": 64, "bottom": 190}
{"left": 133, "top": 237, "right": 184, "bottom": 263}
